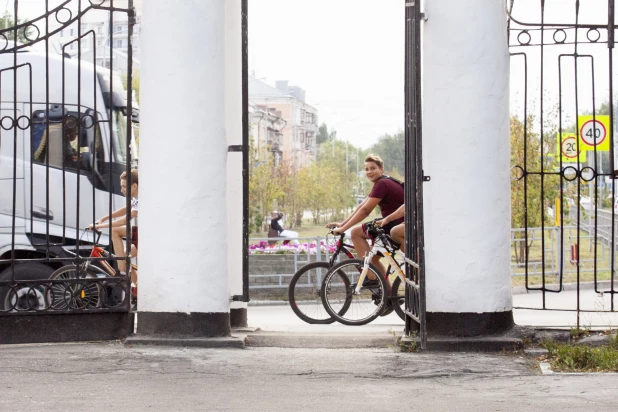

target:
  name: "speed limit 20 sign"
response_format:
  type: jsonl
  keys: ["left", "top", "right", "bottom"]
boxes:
{"left": 558, "top": 132, "right": 586, "bottom": 162}
{"left": 579, "top": 115, "right": 610, "bottom": 152}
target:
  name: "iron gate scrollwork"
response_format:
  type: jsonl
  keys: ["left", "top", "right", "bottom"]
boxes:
{"left": 404, "top": 0, "right": 427, "bottom": 349}
{"left": 0, "top": 0, "right": 137, "bottom": 321}
{"left": 508, "top": 0, "right": 618, "bottom": 328}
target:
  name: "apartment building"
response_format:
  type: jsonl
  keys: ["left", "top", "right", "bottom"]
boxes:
{"left": 38, "top": 4, "right": 140, "bottom": 76}
{"left": 249, "top": 76, "right": 318, "bottom": 170}
{"left": 249, "top": 103, "right": 286, "bottom": 166}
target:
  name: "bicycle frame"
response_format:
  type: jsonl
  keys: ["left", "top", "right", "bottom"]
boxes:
{"left": 329, "top": 233, "right": 356, "bottom": 266}
{"left": 70, "top": 229, "right": 117, "bottom": 277}
{"left": 354, "top": 234, "right": 405, "bottom": 294}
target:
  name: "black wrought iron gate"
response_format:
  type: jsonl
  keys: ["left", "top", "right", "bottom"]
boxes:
{"left": 509, "top": 0, "right": 618, "bottom": 328}
{"left": 404, "top": 0, "right": 427, "bottom": 349}
{"left": 0, "top": 0, "right": 137, "bottom": 344}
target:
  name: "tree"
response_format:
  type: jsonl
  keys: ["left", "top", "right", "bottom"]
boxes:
{"left": 0, "top": 13, "right": 33, "bottom": 44}
{"left": 511, "top": 115, "right": 559, "bottom": 263}
{"left": 317, "top": 122, "right": 329, "bottom": 145}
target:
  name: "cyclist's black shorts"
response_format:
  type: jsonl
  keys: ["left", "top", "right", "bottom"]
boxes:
{"left": 362, "top": 218, "right": 403, "bottom": 240}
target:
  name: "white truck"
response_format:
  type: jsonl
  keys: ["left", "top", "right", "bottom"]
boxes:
{"left": 0, "top": 45, "right": 138, "bottom": 309}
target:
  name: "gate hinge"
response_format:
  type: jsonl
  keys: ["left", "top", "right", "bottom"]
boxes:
{"left": 128, "top": 7, "right": 137, "bottom": 25}
{"left": 423, "top": 175, "right": 431, "bottom": 182}
{"left": 228, "top": 145, "right": 243, "bottom": 152}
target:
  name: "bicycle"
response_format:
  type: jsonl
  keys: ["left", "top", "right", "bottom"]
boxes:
{"left": 46, "top": 228, "right": 132, "bottom": 310}
{"left": 287, "top": 229, "right": 355, "bottom": 324}
{"left": 320, "top": 220, "right": 406, "bottom": 326}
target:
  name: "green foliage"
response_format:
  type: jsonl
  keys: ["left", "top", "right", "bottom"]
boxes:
{"left": 510, "top": 114, "right": 560, "bottom": 263}
{"left": 543, "top": 340, "right": 618, "bottom": 372}
{"left": 316, "top": 123, "right": 331, "bottom": 145}
{"left": 249, "top": 136, "right": 356, "bottom": 231}
{"left": 387, "top": 328, "right": 418, "bottom": 352}
{"left": 0, "top": 13, "right": 33, "bottom": 44}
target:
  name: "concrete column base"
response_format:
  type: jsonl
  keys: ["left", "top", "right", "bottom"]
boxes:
{"left": 230, "top": 308, "right": 247, "bottom": 328}
{"left": 136, "top": 312, "right": 231, "bottom": 338}
{"left": 426, "top": 310, "right": 514, "bottom": 337}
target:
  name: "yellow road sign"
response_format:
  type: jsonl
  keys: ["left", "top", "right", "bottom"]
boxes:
{"left": 557, "top": 132, "right": 586, "bottom": 162}
{"left": 579, "top": 115, "right": 610, "bottom": 152}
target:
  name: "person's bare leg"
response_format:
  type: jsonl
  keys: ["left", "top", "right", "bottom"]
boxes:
{"left": 390, "top": 224, "right": 405, "bottom": 247}
{"left": 351, "top": 225, "right": 386, "bottom": 280}
{"left": 111, "top": 226, "right": 127, "bottom": 273}
{"left": 130, "top": 244, "right": 138, "bottom": 284}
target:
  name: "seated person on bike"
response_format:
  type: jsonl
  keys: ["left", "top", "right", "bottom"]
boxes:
{"left": 88, "top": 169, "right": 139, "bottom": 283}
{"left": 327, "top": 154, "right": 404, "bottom": 279}
{"left": 376, "top": 204, "right": 404, "bottom": 248}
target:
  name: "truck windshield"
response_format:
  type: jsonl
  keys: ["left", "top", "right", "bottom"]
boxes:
{"left": 111, "top": 108, "right": 128, "bottom": 163}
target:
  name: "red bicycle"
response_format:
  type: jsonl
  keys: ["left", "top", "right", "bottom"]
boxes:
{"left": 46, "top": 229, "right": 132, "bottom": 310}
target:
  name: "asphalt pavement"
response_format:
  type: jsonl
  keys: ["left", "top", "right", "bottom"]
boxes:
{"left": 1, "top": 342, "right": 618, "bottom": 411}
{"left": 2, "top": 286, "right": 618, "bottom": 411}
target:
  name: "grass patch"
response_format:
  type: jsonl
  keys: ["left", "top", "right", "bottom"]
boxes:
{"left": 387, "top": 328, "right": 418, "bottom": 352}
{"left": 542, "top": 341, "right": 618, "bottom": 372}
{"left": 541, "top": 331, "right": 618, "bottom": 372}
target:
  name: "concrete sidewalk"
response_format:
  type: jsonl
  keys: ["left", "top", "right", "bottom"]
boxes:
{"left": 1, "top": 342, "right": 617, "bottom": 411}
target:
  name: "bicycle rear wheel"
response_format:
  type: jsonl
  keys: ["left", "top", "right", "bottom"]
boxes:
{"left": 288, "top": 262, "right": 351, "bottom": 324}
{"left": 321, "top": 259, "right": 387, "bottom": 326}
{"left": 47, "top": 264, "right": 104, "bottom": 310}
{"left": 390, "top": 276, "right": 406, "bottom": 321}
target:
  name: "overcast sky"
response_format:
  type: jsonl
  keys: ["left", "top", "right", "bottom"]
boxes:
{"left": 249, "top": 0, "right": 405, "bottom": 149}
{"left": 12, "top": 0, "right": 618, "bottom": 149}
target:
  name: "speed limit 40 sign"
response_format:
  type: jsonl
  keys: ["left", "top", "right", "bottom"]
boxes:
{"left": 579, "top": 115, "right": 610, "bottom": 152}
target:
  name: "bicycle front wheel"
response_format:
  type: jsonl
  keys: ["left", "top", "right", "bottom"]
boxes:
{"left": 288, "top": 262, "right": 350, "bottom": 324}
{"left": 47, "top": 264, "right": 104, "bottom": 310}
{"left": 321, "top": 259, "right": 387, "bottom": 326}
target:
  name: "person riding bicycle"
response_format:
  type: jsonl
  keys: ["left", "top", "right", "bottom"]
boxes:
{"left": 327, "top": 154, "right": 404, "bottom": 280}
{"left": 88, "top": 169, "right": 139, "bottom": 284}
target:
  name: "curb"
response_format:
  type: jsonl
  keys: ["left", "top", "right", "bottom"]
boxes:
{"left": 419, "top": 336, "right": 523, "bottom": 352}
{"left": 245, "top": 332, "right": 394, "bottom": 349}
{"left": 244, "top": 331, "right": 523, "bottom": 352}
{"left": 512, "top": 280, "right": 614, "bottom": 295}
{"left": 125, "top": 334, "right": 247, "bottom": 349}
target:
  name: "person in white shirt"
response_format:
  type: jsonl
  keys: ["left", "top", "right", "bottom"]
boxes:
{"left": 89, "top": 169, "right": 138, "bottom": 282}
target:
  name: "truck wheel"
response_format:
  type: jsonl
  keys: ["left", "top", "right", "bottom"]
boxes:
{"left": 0, "top": 263, "right": 55, "bottom": 311}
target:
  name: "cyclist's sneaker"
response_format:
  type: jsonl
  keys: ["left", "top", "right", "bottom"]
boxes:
{"left": 362, "top": 278, "right": 380, "bottom": 288}
{"left": 380, "top": 301, "right": 395, "bottom": 316}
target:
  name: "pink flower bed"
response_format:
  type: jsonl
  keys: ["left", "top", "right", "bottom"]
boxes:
{"left": 249, "top": 240, "right": 338, "bottom": 255}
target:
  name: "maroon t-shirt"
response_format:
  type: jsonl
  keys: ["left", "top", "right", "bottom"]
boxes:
{"left": 368, "top": 178, "right": 404, "bottom": 221}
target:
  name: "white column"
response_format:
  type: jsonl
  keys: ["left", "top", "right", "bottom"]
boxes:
{"left": 225, "top": 0, "right": 247, "bottom": 327}
{"left": 137, "top": 0, "right": 230, "bottom": 336}
{"left": 422, "top": 0, "right": 512, "bottom": 335}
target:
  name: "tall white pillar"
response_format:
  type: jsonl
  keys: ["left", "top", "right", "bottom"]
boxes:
{"left": 225, "top": 0, "right": 247, "bottom": 327}
{"left": 422, "top": 0, "right": 513, "bottom": 335}
{"left": 137, "top": 0, "right": 230, "bottom": 337}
